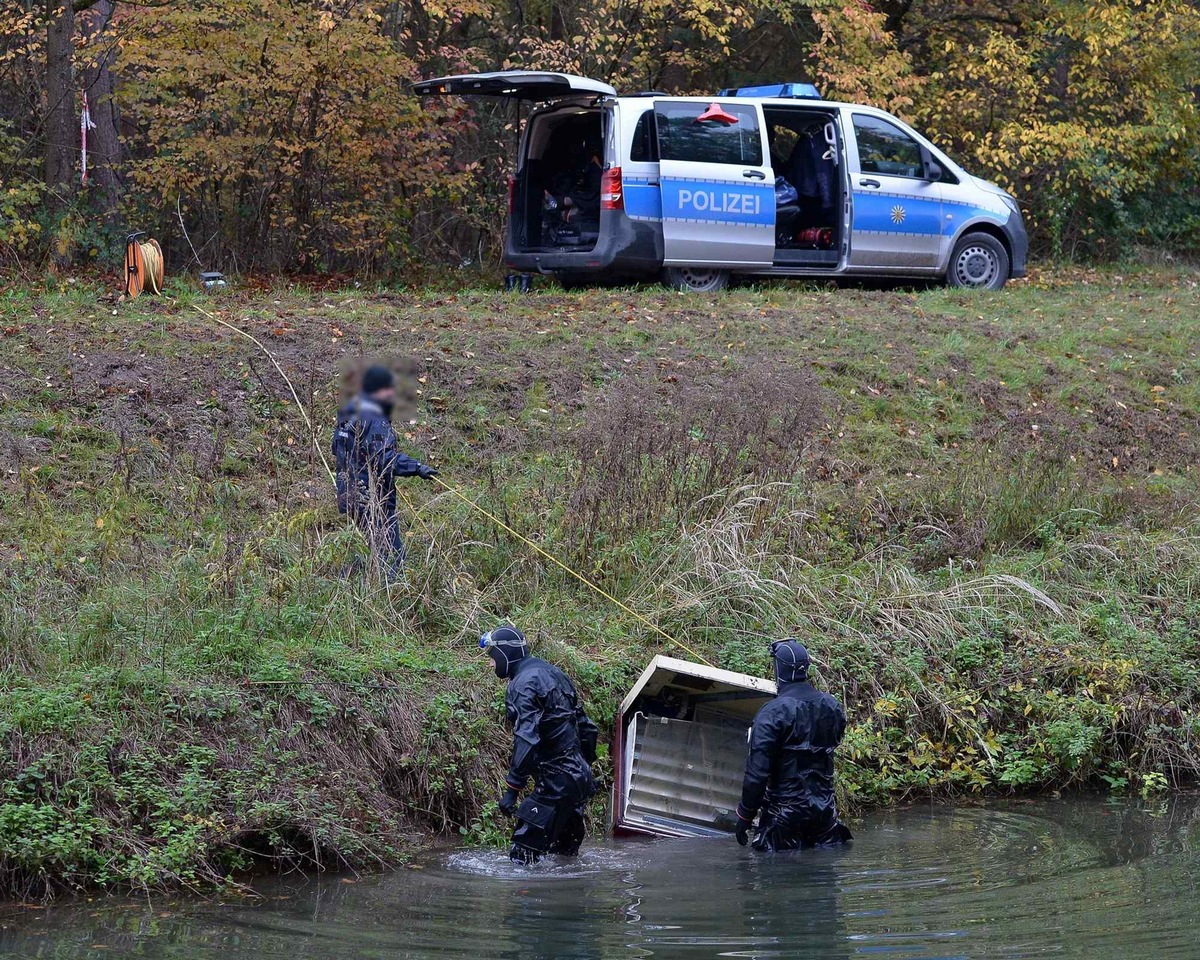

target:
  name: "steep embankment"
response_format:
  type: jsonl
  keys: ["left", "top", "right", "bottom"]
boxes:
{"left": 2, "top": 269, "right": 1198, "bottom": 896}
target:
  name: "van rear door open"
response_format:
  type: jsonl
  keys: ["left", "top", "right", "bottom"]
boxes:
{"left": 654, "top": 100, "right": 774, "bottom": 268}
{"left": 412, "top": 71, "right": 617, "bottom": 100}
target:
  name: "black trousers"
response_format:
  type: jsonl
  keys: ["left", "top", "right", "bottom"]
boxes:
{"left": 350, "top": 508, "right": 406, "bottom": 579}
{"left": 752, "top": 806, "right": 852, "bottom": 852}
{"left": 509, "top": 778, "right": 590, "bottom": 864}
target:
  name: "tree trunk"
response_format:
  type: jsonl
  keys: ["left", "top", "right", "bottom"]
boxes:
{"left": 880, "top": 0, "right": 914, "bottom": 36}
{"left": 80, "top": 0, "right": 124, "bottom": 224}
{"left": 44, "top": 0, "right": 77, "bottom": 219}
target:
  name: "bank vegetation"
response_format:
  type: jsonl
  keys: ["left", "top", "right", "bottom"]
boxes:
{"left": 1, "top": 268, "right": 1198, "bottom": 897}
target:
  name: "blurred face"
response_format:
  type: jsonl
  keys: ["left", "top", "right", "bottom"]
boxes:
{"left": 371, "top": 386, "right": 397, "bottom": 404}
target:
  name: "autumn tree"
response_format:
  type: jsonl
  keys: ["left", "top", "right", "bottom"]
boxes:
{"left": 0, "top": 0, "right": 124, "bottom": 266}
{"left": 117, "top": 0, "right": 471, "bottom": 272}
{"left": 4, "top": 0, "right": 1200, "bottom": 268}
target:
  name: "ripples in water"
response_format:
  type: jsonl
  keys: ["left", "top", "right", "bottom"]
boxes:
{"left": 1, "top": 796, "right": 1197, "bottom": 959}
{"left": 444, "top": 842, "right": 655, "bottom": 879}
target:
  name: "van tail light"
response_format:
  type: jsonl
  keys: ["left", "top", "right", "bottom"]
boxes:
{"left": 601, "top": 167, "right": 623, "bottom": 211}
{"left": 507, "top": 175, "right": 516, "bottom": 215}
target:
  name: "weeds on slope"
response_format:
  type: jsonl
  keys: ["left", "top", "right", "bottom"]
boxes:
{"left": 2, "top": 274, "right": 1199, "bottom": 894}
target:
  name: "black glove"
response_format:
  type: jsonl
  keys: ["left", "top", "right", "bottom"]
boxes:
{"left": 735, "top": 805, "right": 755, "bottom": 847}
{"left": 498, "top": 787, "right": 520, "bottom": 816}
{"left": 418, "top": 464, "right": 439, "bottom": 481}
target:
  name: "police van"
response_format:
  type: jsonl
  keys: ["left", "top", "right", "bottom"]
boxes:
{"left": 413, "top": 71, "right": 1028, "bottom": 292}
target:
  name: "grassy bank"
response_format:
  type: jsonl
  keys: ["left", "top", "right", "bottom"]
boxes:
{"left": 2, "top": 267, "right": 1199, "bottom": 897}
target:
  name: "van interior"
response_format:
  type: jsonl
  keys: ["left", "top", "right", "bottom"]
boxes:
{"left": 615, "top": 656, "right": 774, "bottom": 838}
{"left": 764, "top": 107, "right": 843, "bottom": 267}
{"left": 513, "top": 105, "right": 604, "bottom": 253}
{"left": 513, "top": 102, "right": 844, "bottom": 265}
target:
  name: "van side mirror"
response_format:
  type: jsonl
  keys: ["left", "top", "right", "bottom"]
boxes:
{"left": 926, "top": 161, "right": 943, "bottom": 182}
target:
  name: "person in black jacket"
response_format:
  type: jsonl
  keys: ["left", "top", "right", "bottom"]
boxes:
{"left": 480, "top": 625, "right": 599, "bottom": 864}
{"left": 332, "top": 365, "right": 437, "bottom": 579}
{"left": 735, "top": 639, "right": 853, "bottom": 851}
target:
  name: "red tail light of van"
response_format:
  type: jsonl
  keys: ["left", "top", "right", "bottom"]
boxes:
{"left": 507, "top": 175, "right": 516, "bottom": 214}
{"left": 601, "top": 167, "right": 623, "bottom": 210}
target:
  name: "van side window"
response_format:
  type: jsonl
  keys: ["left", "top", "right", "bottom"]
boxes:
{"left": 631, "top": 110, "right": 658, "bottom": 162}
{"left": 655, "top": 102, "right": 763, "bottom": 166}
{"left": 852, "top": 114, "right": 924, "bottom": 179}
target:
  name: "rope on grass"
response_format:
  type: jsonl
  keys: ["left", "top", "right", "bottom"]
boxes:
{"left": 431, "top": 476, "right": 714, "bottom": 667}
{"left": 193, "top": 306, "right": 713, "bottom": 668}
{"left": 193, "top": 304, "right": 335, "bottom": 484}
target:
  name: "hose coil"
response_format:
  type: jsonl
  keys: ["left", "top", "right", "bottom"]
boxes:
{"left": 123, "top": 235, "right": 164, "bottom": 297}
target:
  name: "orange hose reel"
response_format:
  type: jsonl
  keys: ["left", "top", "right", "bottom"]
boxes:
{"left": 123, "top": 234, "right": 164, "bottom": 297}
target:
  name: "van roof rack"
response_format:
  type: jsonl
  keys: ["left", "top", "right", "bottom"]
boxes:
{"left": 717, "top": 82, "right": 822, "bottom": 100}
{"left": 626, "top": 90, "right": 669, "bottom": 97}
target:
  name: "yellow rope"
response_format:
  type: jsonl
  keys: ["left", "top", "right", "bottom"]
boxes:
{"left": 140, "top": 241, "right": 163, "bottom": 295}
{"left": 431, "top": 476, "right": 713, "bottom": 667}
{"left": 193, "top": 304, "right": 710, "bottom": 666}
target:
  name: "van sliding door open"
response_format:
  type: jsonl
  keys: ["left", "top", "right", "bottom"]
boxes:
{"left": 654, "top": 100, "right": 775, "bottom": 268}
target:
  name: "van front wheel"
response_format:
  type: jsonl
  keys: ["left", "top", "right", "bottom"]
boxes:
{"left": 663, "top": 266, "right": 730, "bottom": 293}
{"left": 946, "top": 233, "right": 1010, "bottom": 290}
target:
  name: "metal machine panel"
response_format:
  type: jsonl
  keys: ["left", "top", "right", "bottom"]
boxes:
{"left": 620, "top": 655, "right": 775, "bottom": 717}
{"left": 613, "top": 656, "right": 776, "bottom": 838}
{"left": 622, "top": 715, "right": 749, "bottom": 837}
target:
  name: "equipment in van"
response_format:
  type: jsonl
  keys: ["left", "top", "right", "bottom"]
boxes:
{"left": 413, "top": 71, "right": 1028, "bottom": 292}
{"left": 794, "top": 227, "right": 834, "bottom": 249}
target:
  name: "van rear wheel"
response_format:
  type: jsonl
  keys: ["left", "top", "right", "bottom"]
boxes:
{"left": 663, "top": 266, "right": 730, "bottom": 293}
{"left": 946, "top": 233, "right": 1010, "bottom": 290}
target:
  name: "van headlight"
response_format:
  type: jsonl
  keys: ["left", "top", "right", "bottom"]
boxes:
{"left": 1000, "top": 193, "right": 1021, "bottom": 217}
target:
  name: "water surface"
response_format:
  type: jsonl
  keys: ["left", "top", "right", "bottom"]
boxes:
{"left": 3, "top": 796, "right": 1197, "bottom": 959}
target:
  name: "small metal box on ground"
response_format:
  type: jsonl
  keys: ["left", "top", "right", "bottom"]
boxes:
{"left": 611, "top": 655, "right": 775, "bottom": 838}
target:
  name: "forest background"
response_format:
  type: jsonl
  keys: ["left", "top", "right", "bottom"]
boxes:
{"left": 2, "top": 0, "right": 1200, "bottom": 277}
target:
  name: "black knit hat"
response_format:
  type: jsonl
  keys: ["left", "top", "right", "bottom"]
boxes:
{"left": 362, "top": 365, "right": 395, "bottom": 395}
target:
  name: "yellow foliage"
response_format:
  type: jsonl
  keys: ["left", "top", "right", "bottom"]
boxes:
{"left": 811, "top": 4, "right": 926, "bottom": 116}
{"left": 117, "top": 0, "right": 471, "bottom": 270}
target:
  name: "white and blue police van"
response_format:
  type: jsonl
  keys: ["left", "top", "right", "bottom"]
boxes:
{"left": 413, "top": 71, "right": 1028, "bottom": 291}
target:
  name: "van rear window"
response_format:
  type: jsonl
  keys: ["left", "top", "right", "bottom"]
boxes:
{"left": 655, "top": 102, "right": 762, "bottom": 166}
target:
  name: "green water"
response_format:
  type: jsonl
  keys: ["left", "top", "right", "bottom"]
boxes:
{"left": 3, "top": 796, "right": 1197, "bottom": 958}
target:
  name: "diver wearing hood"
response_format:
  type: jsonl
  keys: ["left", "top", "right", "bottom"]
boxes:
{"left": 735, "top": 639, "right": 852, "bottom": 851}
{"left": 480, "top": 626, "right": 599, "bottom": 864}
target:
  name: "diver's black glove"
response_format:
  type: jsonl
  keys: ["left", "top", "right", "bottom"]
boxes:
{"left": 498, "top": 787, "right": 520, "bottom": 817}
{"left": 735, "top": 804, "right": 756, "bottom": 847}
{"left": 418, "top": 464, "right": 439, "bottom": 481}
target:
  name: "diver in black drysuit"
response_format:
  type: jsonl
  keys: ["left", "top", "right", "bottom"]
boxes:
{"left": 481, "top": 626, "right": 599, "bottom": 864}
{"left": 735, "top": 640, "right": 853, "bottom": 851}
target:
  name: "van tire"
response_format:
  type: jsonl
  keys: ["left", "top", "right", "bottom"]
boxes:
{"left": 663, "top": 266, "right": 730, "bottom": 293}
{"left": 946, "top": 233, "right": 1009, "bottom": 290}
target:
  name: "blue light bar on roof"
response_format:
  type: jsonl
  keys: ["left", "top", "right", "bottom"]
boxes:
{"left": 717, "top": 83, "right": 822, "bottom": 100}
